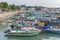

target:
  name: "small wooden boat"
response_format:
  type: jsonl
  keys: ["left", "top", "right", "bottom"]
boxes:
{"left": 5, "top": 30, "right": 40, "bottom": 36}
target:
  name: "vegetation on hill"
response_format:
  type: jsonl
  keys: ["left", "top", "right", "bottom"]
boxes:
{"left": 0, "top": 2, "right": 20, "bottom": 11}
{"left": 0, "top": 2, "right": 43, "bottom": 11}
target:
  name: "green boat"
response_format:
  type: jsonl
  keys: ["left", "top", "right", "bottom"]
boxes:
{"left": 5, "top": 30, "right": 40, "bottom": 36}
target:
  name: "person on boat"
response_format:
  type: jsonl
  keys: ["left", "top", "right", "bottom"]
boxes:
{"left": 38, "top": 21, "right": 45, "bottom": 29}
{"left": 32, "top": 22, "right": 37, "bottom": 26}
{"left": 44, "top": 22, "right": 51, "bottom": 29}
{"left": 20, "top": 23, "right": 25, "bottom": 28}
{"left": 10, "top": 23, "right": 15, "bottom": 30}
{"left": 14, "top": 24, "right": 18, "bottom": 29}
{"left": 31, "top": 22, "right": 35, "bottom": 27}
{"left": 5, "top": 25, "right": 11, "bottom": 33}
{"left": 18, "top": 23, "right": 21, "bottom": 29}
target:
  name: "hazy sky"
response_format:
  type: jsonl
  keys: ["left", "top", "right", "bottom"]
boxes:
{"left": 0, "top": 0, "right": 60, "bottom": 8}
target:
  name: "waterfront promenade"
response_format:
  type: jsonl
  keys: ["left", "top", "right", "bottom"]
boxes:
{"left": 0, "top": 11, "right": 30, "bottom": 21}
{"left": 0, "top": 11, "right": 19, "bottom": 21}
{"left": 0, "top": 11, "right": 29, "bottom": 21}
{"left": 0, "top": 11, "right": 30, "bottom": 25}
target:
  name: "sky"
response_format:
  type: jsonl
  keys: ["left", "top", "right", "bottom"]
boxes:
{"left": 0, "top": 0, "right": 60, "bottom": 8}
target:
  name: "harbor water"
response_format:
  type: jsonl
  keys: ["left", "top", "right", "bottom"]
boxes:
{"left": 0, "top": 24, "right": 60, "bottom": 40}
{"left": 0, "top": 12, "right": 60, "bottom": 40}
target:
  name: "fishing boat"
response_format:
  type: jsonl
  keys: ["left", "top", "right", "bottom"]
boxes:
{"left": 44, "top": 21, "right": 60, "bottom": 34}
{"left": 43, "top": 28, "right": 60, "bottom": 34}
{"left": 5, "top": 30, "right": 40, "bottom": 36}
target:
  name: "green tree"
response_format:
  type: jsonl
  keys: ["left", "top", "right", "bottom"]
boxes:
{"left": 0, "top": 2, "right": 20, "bottom": 11}
{"left": 0, "top": 2, "right": 8, "bottom": 8}
{"left": 10, "top": 4, "right": 20, "bottom": 10}
{"left": 35, "top": 6, "right": 43, "bottom": 11}
{"left": 15, "top": 6, "right": 20, "bottom": 10}
{"left": 10, "top": 4, "right": 16, "bottom": 10}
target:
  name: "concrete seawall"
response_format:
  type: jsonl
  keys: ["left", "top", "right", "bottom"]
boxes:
{"left": 0, "top": 11, "right": 20, "bottom": 21}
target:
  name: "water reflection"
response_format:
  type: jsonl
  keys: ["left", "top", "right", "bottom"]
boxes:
{"left": 39, "top": 32, "right": 60, "bottom": 40}
{"left": 0, "top": 25, "right": 60, "bottom": 40}
{"left": 5, "top": 32, "right": 60, "bottom": 40}
{"left": 6, "top": 35, "right": 41, "bottom": 40}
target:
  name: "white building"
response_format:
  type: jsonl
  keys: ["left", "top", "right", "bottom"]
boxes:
{"left": 0, "top": 8, "right": 2, "bottom": 12}
{"left": 26, "top": 6, "right": 35, "bottom": 11}
{"left": 20, "top": 5, "right": 26, "bottom": 11}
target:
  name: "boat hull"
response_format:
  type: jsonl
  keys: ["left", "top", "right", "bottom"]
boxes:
{"left": 5, "top": 30, "right": 39, "bottom": 37}
{"left": 44, "top": 29, "right": 60, "bottom": 34}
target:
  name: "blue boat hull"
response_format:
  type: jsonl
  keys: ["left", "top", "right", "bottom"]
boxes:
{"left": 45, "top": 29, "right": 60, "bottom": 34}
